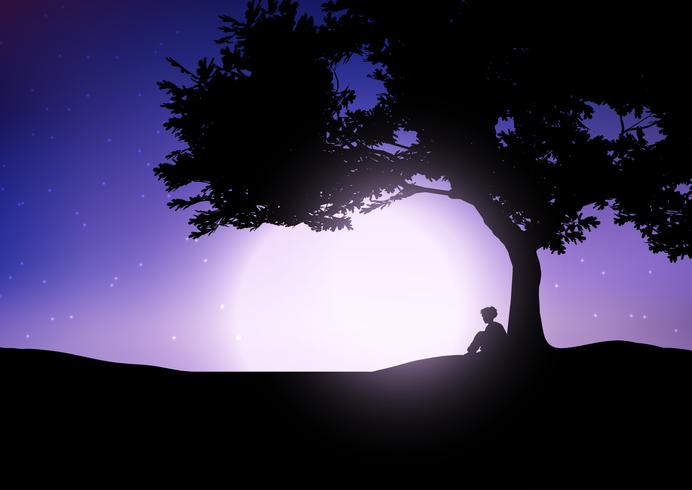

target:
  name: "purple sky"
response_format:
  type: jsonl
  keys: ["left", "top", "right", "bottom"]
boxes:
{"left": 1, "top": 1, "right": 690, "bottom": 371}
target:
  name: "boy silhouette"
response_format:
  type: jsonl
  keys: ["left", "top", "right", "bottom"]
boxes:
{"left": 467, "top": 306, "right": 507, "bottom": 354}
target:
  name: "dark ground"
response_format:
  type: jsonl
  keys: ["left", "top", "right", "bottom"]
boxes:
{"left": 1, "top": 341, "right": 691, "bottom": 489}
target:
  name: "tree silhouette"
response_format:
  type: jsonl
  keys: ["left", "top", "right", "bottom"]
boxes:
{"left": 155, "top": 0, "right": 691, "bottom": 351}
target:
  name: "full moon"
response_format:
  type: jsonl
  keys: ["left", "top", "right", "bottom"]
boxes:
{"left": 229, "top": 194, "right": 511, "bottom": 371}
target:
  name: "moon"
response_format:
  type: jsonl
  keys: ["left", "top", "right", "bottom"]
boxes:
{"left": 229, "top": 193, "right": 511, "bottom": 371}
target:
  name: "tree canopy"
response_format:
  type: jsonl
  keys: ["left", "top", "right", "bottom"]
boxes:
{"left": 156, "top": 0, "right": 690, "bottom": 262}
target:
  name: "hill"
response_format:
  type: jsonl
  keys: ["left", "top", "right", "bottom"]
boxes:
{"left": 1, "top": 341, "right": 691, "bottom": 488}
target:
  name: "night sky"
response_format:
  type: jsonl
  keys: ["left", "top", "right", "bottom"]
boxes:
{"left": 1, "top": 1, "right": 690, "bottom": 371}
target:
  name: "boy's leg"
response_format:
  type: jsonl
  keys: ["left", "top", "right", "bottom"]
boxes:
{"left": 467, "top": 331, "right": 485, "bottom": 354}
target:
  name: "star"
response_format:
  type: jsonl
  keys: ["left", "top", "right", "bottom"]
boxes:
{"left": 138, "top": 262, "right": 144, "bottom": 268}
{"left": 69, "top": 315, "right": 74, "bottom": 320}
{"left": 601, "top": 271, "right": 606, "bottom": 276}
{"left": 580, "top": 258, "right": 585, "bottom": 263}
{"left": 172, "top": 336, "right": 177, "bottom": 341}
{"left": 219, "top": 304, "right": 225, "bottom": 310}
{"left": 629, "top": 313, "right": 634, "bottom": 318}
{"left": 642, "top": 315, "right": 647, "bottom": 319}
{"left": 235, "top": 335, "right": 242, "bottom": 341}
{"left": 674, "top": 329, "right": 678, "bottom": 333}
{"left": 25, "top": 334, "right": 30, "bottom": 339}
{"left": 593, "top": 313, "right": 598, "bottom": 318}
{"left": 553, "top": 283, "right": 559, "bottom": 288}
{"left": 648, "top": 270, "right": 653, "bottom": 274}
{"left": 203, "top": 258, "right": 208, "bottom": 263}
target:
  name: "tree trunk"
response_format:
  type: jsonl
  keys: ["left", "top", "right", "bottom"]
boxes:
{"left": 506, "top": 243, "right": 550, "bottom": 352}
{"left": 464, "top": 196, "right": 551, "bottom": 353}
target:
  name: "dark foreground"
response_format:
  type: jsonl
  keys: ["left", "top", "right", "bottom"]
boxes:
{"left": 2, "top": 341, "right": 691, "bottom": 489}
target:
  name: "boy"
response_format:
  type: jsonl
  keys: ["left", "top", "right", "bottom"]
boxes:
{"left": 467, "top": 306, "right": 507, "bottom": 354}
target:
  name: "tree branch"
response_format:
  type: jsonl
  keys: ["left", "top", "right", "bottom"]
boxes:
{"left": 623, "top": 114, "right": 654, "bottom": 133}
{"left": 624, "top": 121, "right": 658, "bottom": 134}
{"left": 330, "top": 62, "right": 340, "bottom": 93}
{"left": 446, "top": 177, "right": 526, "bottom": 250}
{"left": 619, "top": 114, "right": 658, "bottom": 137}
{"left": 360, "top": 183, "right": 451, "bottom": 214}
{"left": 471, "top": 199, "right": 526, "bottom": 251}
{"left": 368, "top": 148, "right": 399, "bottom": 160}
{"left": 403, "top": 184, "right": 452, "bottom": 197}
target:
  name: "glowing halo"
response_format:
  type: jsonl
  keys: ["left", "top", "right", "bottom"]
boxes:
{"left": 229, "top": 194, "right": 504, "bottom": 371}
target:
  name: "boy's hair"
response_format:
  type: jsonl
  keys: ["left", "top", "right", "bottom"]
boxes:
{"left": 480, "top": 306, "right": 498, "bottom": 320}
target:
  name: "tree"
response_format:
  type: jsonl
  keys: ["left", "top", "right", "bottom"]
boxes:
{"left": 155, "top": 0, "right": 691, "bottom": 351}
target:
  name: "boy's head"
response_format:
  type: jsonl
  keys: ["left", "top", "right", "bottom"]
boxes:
{"left": 480, "top": 306, "right": 498, "bottom": 323}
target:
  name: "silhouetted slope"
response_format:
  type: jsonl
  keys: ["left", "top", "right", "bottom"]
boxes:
{"left": 2, "top": 341, "right": 691, "bottom": 488}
